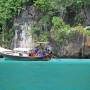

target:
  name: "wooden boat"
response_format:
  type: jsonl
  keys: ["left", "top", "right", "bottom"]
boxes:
{"left": 1, "top": 52, "right": 51, "bottom": 61}
{"left": 0, "top": 42, "right": 52, "bottom": 61}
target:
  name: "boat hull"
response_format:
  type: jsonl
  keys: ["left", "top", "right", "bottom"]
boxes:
{"left": 1, "top": 53, "right": 50, "bottom": 61}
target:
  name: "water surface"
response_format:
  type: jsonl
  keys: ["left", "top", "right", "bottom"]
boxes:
{"left": 0, "top": 59, "right": 90, "bottom": 90}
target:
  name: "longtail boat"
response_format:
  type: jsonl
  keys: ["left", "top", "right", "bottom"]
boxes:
{"left": 1, "top": 51, "right": 51, "bottom": 61}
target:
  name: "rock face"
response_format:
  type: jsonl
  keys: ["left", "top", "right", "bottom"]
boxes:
{"left": 50, "top": 34, "right": 90, "bottom": 58}
{"left": 11, "top": 6, "right": 35, "bottom": 49}
{"left": 10, "top": 5, "right": 44, "bottom": 49}
{"left": 10, "top": 4, "right": 90, "bottom": 58}
{"left": 50, "top": 33, "right": 84, "bottom": 58}
{"left": 84, "top": 36, "right": 90, "bottom": 57}
{"left": 85, "top": 5, "right": 90, "bottom": 26}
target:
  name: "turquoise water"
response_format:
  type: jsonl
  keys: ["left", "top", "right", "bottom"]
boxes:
{"left": 0, "top": 59, "right": 90, "bottom": 90}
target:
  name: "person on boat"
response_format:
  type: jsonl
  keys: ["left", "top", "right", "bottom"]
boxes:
{"left": 34, "top": 47, "right": 40, "bottom": 53}
{"left": 46, "top": 44, "right": 52, "bottom": 51}
{"left": 29, "top": 47, "right": 40, "bottom": 57}
{"left": 31, "top": 51, "right": 36, "bottom": 57}
{"left": 45, "top": 44, "right": 53, "bottom": 58}
{"left": 28, "top": 50, "right": 35, "bottom": 57}
{"left": 34, "top": 46, "right": 45, "bottom": 58}
{"left": 33, "top": 47, "right": 44, "bottom": 59}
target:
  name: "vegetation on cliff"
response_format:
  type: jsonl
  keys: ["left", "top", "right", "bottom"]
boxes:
{"left": 0, "top": 0, "right": 90, "bottom": 57}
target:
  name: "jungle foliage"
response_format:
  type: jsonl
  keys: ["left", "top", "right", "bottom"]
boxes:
{"left": 0, "top": 0, "right": 90, "bottom": 47}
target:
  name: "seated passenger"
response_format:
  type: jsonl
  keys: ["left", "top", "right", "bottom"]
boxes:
{"left": 34, "top": 47, "right": 40, "bottom": 53}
